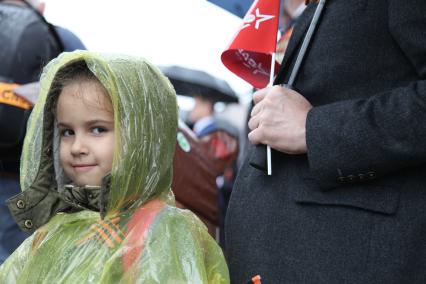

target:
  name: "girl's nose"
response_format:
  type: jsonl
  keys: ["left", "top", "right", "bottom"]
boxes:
{"left": 70, "top": 135, "right": 88, "bottom": 156}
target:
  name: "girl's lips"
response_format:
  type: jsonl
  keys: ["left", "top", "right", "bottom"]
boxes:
{"left": 72, "top": 165, "right": 97, "bottom": 172}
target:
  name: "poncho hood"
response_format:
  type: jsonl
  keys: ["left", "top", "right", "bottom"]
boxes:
{"left": 10, "top": 50, "right": 178, "bottom": 232}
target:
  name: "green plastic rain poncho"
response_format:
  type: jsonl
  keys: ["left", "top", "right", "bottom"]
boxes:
{"left": 0, "top": 51, "right": 229, "bottom": 283}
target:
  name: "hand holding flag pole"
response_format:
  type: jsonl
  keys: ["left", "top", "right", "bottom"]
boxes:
{"left": 222, "top": 0, "right": 326, "bottom": 175}
{"left": 221, "top": 0, "right": 281, "bottom": 175}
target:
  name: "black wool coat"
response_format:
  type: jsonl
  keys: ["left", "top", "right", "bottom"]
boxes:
{"left": 226, "top": 0, "right": 426, "bottom": 283}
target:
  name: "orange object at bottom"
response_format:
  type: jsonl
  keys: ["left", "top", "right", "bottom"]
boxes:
{"left": 252, "top": 275, "right": 262, "bottom": 284}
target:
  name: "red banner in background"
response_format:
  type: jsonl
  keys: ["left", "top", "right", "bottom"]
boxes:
{"left": 221, "top": 0, "right": 281, "bottom": 89}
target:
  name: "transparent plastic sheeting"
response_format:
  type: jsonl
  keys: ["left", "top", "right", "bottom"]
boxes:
{"left": 0, "top": 51, "right": 229, "bottom": 283}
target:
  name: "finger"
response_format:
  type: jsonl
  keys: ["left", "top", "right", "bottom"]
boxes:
{"left": 248, "top": 127, "right": 263, "bottom": 145}
{"left": 250, "top": 100, "right": 263, "bottom": 117}
{"left": 252, "top": 88, "right": 270, "bottom": 104}
{"left": 248, "top": 113, "right": 260, "bottom": 131}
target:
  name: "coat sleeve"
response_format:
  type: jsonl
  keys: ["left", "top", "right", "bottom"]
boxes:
{"left": 0, "top": 234, "right": 34, "bottom": 283}
{"left": 305, "top": 0, "right": 426, "bottom": 189}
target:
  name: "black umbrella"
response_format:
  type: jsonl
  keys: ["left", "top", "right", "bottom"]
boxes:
{"left": 206, "top": 0, "right": 252, "bottom": 18}
{"left": 159, "top": 65, "right": 239, "bottom": 103}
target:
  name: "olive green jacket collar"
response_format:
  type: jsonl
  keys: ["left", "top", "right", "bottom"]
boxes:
{"left": 7, "top": 175, "right": 111, "bottom": 233}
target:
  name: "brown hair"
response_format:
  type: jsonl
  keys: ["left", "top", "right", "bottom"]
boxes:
{"left": 50, "top": 60, "right": 111, "bottom": 115}
{"left": 50, "top": 60, "right": 97, "bottom": 97}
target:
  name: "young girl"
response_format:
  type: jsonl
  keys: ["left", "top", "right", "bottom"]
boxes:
{"left": 0, "top": 50, "right": 229, "bottom": 283}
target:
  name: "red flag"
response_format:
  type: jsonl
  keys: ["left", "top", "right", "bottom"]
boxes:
{"left": 221, "top": 0, "right": 281, "bottom": 89}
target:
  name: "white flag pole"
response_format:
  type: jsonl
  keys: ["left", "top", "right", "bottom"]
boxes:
{"left": 266, "top": 52, "right": 276, "bottom": 176}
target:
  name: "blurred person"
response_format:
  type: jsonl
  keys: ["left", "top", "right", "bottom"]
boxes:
{"left": 226, "top": 0, "right": 426, "bottom": 283}
{"left": 172, "top": 119, "right": 223, "bottom": 240}
{"left": 189, "top": 95, "right": 217, "bottom": 137}
{"left": 55, "top": 25, "right": 86, "bottom": 51}
{"left": 0, "top": 51, "right": 229, "bottom": 283}
{"left": 0, "top": 0, "right": 85, "bottom": 264}
{"left": 188, "top": 95, "right": 239, "bottom": 249}
{"left": 160, "top": 65, "right": 239, "bottom": 249}
{"left": 0, "top": 0, "right": 64, "bottom": 264}
{"left": 0, "top": 0, "right": 63, "bottom": 84}
{"left": 25, "top": 0, "right": 86, "bottom": 51}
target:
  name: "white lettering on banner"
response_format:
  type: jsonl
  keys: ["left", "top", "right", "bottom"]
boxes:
{"left": 236, "top": 49, "right": 269, "bottom": 77}
{"left": 241, "top": 8, "right": 275, "bottom": 30}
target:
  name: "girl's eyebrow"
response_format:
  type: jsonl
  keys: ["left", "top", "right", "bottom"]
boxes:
{"left": 57, "top": 122, "right": 70, "bottom": 128}
{"left": 57, "top": 120, "right": 113, "bottom": 128}
{"left": 85, "top": 119, "right": 114, "bottom": 125}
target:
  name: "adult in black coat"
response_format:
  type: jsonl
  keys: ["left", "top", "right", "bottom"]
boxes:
{"left": 226, "top": 0, "right": 426, "bottom": 283}
{"left": 0, "top": 0, "right": 62, "bottom": 84}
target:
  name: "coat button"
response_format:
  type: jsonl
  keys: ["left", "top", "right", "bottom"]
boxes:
{"left": 16, "top": 200, "right": 26, "bottom": 209}
{"left": 337, "top": 176, "right": 347, "bottom": 183}
{"left": 358, "top": 173, "right": 366, "bottom": 180}
{"left": 24, "top": 220, "right": 33, "bottom": 229}
{"left": 367, "top": 171, "right": 376, "bottom": 179}
{"left": 347, "top": 175, "right": 355, "bottom": 182}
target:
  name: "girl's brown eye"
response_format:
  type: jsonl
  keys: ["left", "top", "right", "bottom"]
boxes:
{"left": 61, "top": 129, "right": 74, "bottom": 137}
{"left": 92, "top": 127, "right": 107, "bottom": 135}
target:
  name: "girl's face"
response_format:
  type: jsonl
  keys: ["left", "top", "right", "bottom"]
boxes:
{"left": 57, "top": 80, "right": 115, "bottom": 186}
